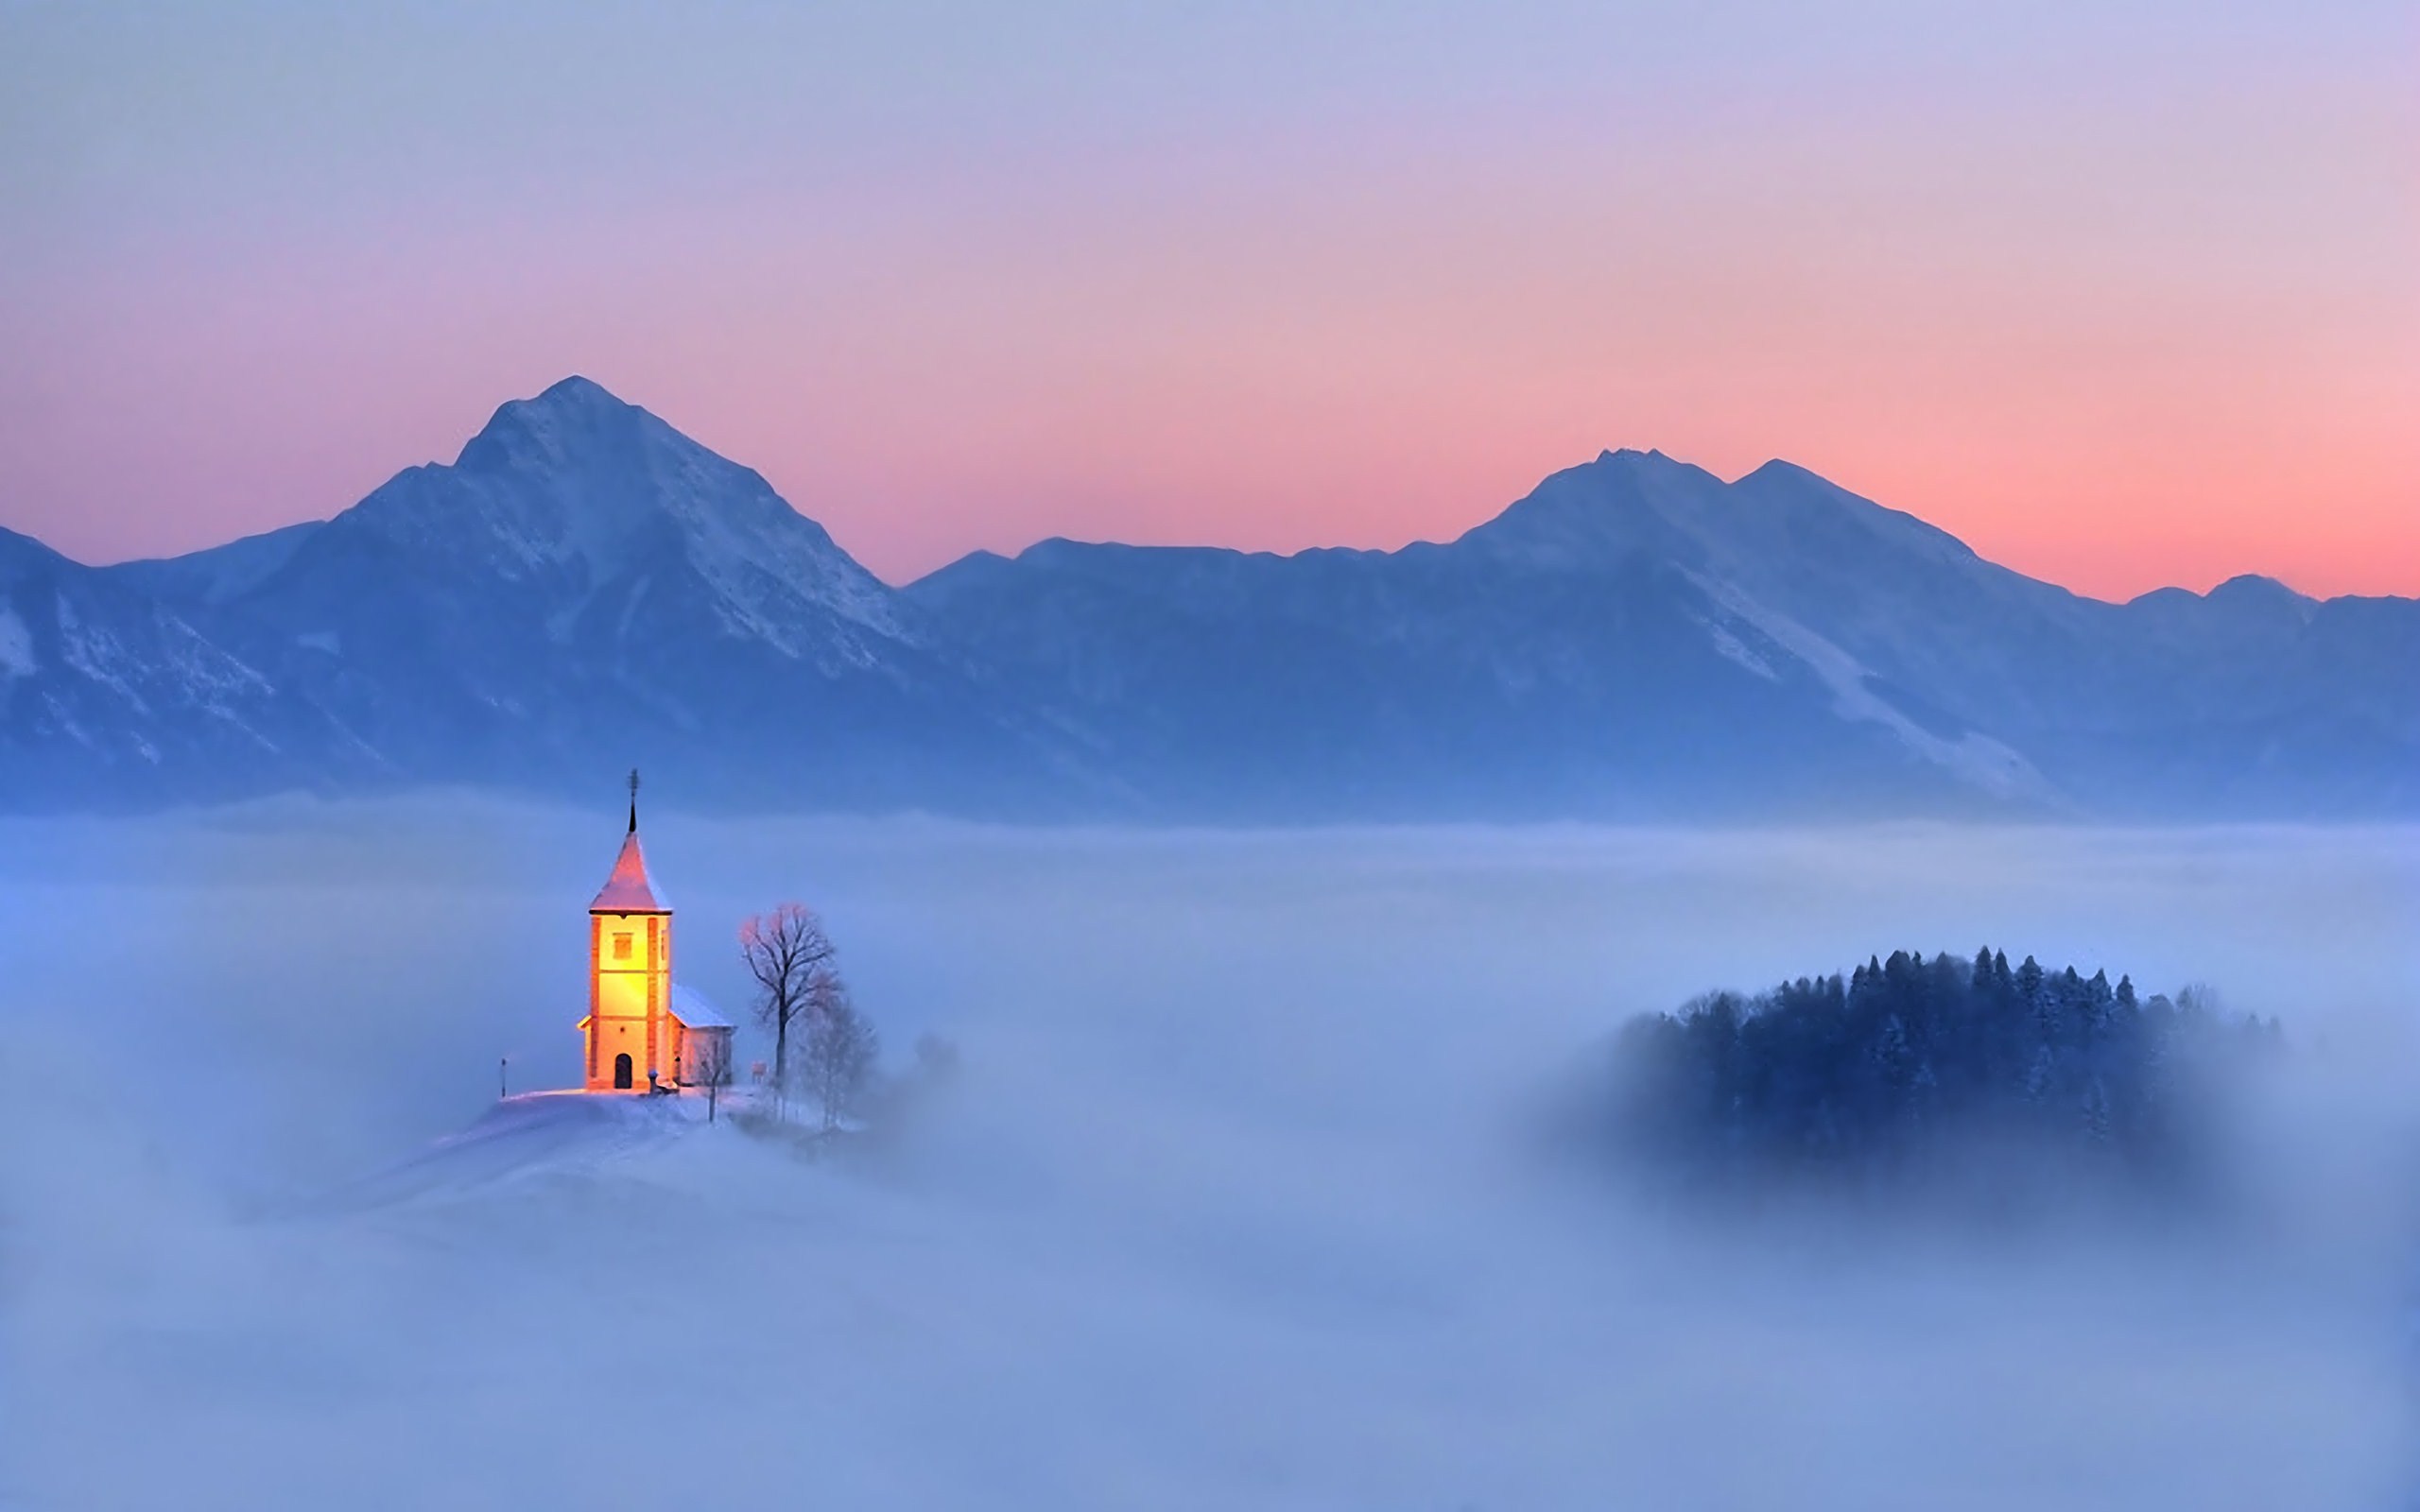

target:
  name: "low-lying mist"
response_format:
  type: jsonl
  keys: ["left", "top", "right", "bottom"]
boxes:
{"left": 3, "top": 805, "right": 2414, "bottom": 1508}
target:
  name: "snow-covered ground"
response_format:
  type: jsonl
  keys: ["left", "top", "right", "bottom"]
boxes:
{"left": 305, "top": 1090, "right": 727, "bottom": 1213}
{"left": 2, "top": 804, "right": 2414, "bottom": 1508}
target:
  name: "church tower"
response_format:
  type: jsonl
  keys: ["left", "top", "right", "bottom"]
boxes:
{"left": 585, "top": 770, "right": 671, "bottom": 1091}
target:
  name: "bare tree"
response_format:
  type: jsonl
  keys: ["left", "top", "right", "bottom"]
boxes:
{"left": 703, "top": 1040, "right": 734, "bottom": 1124}
{"left": 802, "top": 967, "right": 879, "bottom": 1133}
{"left": 913, "top": 1032, "right": 960, "bottom": 1082}
{"left": 738, "top": 903, "right": 837, "bottom": 1097}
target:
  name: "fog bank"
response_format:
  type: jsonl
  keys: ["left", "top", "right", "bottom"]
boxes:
{"left": 3, "top": 807, "right": 2413, "bottom": 1507}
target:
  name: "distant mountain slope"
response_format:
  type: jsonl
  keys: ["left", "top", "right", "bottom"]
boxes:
{"left": 110, "top": 520, "right": 324, "bottom": 608}
{"left": 0, "top": 525, "right": 374, "bottom": 805}
{"left": 908, "top": 526, "right": 2014, "bottom": 819}
{"left": 3, "top": 380, "right": 2411, "bottom": 817}
{"left": 85, "top": 377, "right": 1089, "bottom": 810}
{"left": 907, "top": 450, "right": 2418, "bottom": 818}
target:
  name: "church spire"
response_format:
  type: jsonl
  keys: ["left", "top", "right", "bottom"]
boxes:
{"left": 593, "top": 772, "right": 668, "bottom": 914}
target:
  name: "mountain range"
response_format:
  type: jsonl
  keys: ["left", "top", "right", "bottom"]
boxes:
{"left": 4, "top": 376, "right": 2411, "bottom": 819}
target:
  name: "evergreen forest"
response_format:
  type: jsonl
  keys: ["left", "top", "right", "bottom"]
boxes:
{"left": 1607, "top": 948, "right": 2281, "bottom": 1189}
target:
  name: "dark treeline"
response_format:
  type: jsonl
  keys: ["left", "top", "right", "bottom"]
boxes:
{"left": 1608, "top": 949, "right": 2281, "bottom": 1189}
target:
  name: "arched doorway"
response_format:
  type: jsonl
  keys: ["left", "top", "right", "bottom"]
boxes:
{"left": 613, "top": 1053, "right": 633, "bottom": 1090}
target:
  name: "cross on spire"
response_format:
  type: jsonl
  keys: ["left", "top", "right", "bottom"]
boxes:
{"left": 628, "top": 767, "right": 641, "bottom": 833}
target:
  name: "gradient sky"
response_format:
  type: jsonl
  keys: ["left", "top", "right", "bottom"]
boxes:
{"left": 3, "top": 2, "right": 2412, "bottom": 600}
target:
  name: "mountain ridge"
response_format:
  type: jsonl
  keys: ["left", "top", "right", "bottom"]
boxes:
{"left": 5, "top": 377, "right": 2411, "bottom": 818}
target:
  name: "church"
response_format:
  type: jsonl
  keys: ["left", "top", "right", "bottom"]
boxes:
{"left": 579, "top": 777, "right": 735, "bottom": 1092}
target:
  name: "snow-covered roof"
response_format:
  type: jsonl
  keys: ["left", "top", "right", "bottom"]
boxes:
{"left": 668, "top": 982, "right": 732, "bottom": 1029}
{"left": 590, "top": 828, "right": 670, "bottom": 913}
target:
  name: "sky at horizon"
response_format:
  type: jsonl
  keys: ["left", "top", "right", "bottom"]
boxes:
{"left": 2, "top": 2, "right": 2412, "bottom": 600}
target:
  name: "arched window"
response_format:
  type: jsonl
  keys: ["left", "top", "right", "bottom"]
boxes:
{"left": 613, "top": 1053, "right": 634, "bottom": 1090}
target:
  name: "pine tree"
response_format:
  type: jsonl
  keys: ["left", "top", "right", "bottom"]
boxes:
{"left": 2021, "top": 955, "right": 2058, "bottom": 1051}
{"left": 2080, "top": 1078, "right": 2114, "bottom": 1148}
{"left": 1908, "top": 1059, "right": 1939, "bottom": 1135}
{"left": 2015, "top": 954, "right": 2045, "bottom": 1004}
{"left": 1876, "top": 1013, "right": 1913, "bottom": 1091}
{"left": 2022, "top": 1043, "right": 2057, "bottom": 1107}
{"left": 2083, "top": 969, "right": 2114, "bottom": 1046}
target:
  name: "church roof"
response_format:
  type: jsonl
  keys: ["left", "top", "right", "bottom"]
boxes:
{"left": 590, "top": 830, "right": 671, "bottom": 913}
{"left": 669, "top": 983, "right": 732, "bottom": 1029}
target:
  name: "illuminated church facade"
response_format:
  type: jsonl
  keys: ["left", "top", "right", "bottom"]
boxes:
{"left": 580, "top": 780, "right": 734, "bottom": 1092}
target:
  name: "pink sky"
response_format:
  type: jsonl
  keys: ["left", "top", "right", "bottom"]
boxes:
{"left": 3, "top": 4, "right": 2413, "bottom": 601}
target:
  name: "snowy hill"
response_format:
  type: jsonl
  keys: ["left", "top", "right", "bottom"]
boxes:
{"left": 309, "top": 1091, "right": 731, "bottom": 1215}
{"left": 4, "top": 379, "right": 2413, "bottom": 817}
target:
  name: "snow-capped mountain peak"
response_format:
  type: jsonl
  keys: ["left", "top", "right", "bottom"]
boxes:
{"left": 339, "top": 376, "right": 908, "bottom": 651}
{"left": 454, "top": 374, "right": 634, "bottom": 472}
{"left": 6, "top": 390, "right": 2411, "bottom": 819}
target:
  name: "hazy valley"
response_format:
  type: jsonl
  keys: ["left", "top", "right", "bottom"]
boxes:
{"left": 4, "top": 804, "right": 2414, "bottom": 1507}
